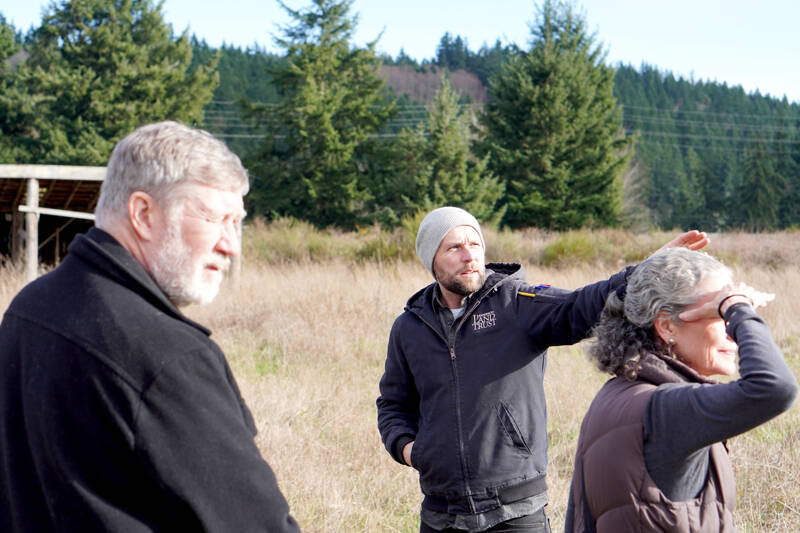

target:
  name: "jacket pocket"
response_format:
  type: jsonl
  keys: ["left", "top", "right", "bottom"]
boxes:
{"left": 410, "top": 432, "right": 425, "bottom": 472}
{"left": 497, "top": 402, "right": 532, "bottom": 455}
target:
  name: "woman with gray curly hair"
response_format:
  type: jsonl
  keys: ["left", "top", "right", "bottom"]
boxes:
{"left": 565, "top": 248, "right": 797, "bottom": 532}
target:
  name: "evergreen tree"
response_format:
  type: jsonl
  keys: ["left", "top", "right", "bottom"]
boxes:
{"left": 245, "top": 0, "right": 394, "bottom": 228}
{"left": 0, "top": 15, "right": 26, "bottom": 162}
{"left": 393, "top": 48, "right": 417, "bottom": 67}
{"left": 645, "top": 145, "right": 683, "bottom": 228}
{"left": 434, "top": 34, "right": 519, "bottom": 85}
{"left": 700, "top": 145, "right": 734, "bottom": 230}
{"left": 0, "top": 14, "right": 19, "bottom": 62}
{"left": 191, "top": 40, "right": 285, "bottom": 157}
{"left": 679, "top": 147, "right": 710, "bottom": 228}
{"left": 735, "top": 141, "right": 784, "bottom": 231}
{"left": 613, "top": 63, "right": 800, "bottom": 230}
{"left": 12, "top": 0, "right": 218, "bottom": 165}
{"left": 470, "top": 40, "right": 517, "bottom": 84}
{"left": 436, "top": 33, "right": 469, "bottom": 70}
{"left": 476, "top": 0, "right": 631, "bottom": 229}
{"left": 386, "top": 77, "right": 505, "bottom": 224}
{"left": 778, "top": 153, "right": 800, "bottom": 228}
{"left": 775, "top": 101, "right": 800, "bottom": 227}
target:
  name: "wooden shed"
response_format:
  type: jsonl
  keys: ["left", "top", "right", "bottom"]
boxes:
{"left": 0, "top": 165, "right": 105, "bottom": 281}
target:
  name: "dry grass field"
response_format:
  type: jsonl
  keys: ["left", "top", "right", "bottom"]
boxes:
{"left": 2, "top": 227, "right": 799, "bottom": 532}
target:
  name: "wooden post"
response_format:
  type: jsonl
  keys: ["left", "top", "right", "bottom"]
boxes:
{"left": 11, "top": 211, "right": 24, "bottom": 263}
{"left": 25, "top": 178, "right": 39, "bottom": 282}
{"left": 55, "top": 226, "right": 60, "bottom": 265}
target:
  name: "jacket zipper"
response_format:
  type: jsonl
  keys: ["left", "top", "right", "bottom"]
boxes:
{"left": 410, "top": 279, "right": 508, "bottom": 513}
{"left": 448, "top": 295, "right": 487, "bottom": 513}
{"left": 449, "top": 344, "right": 475, "bottom": 512}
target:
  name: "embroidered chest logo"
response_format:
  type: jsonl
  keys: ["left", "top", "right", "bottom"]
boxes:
{"left": 472, "top": 311, "right": 496, "bottom": 331}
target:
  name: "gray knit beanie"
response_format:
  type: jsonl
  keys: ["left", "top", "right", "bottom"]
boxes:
{"left": 415, "top": 206, "right": 485, "bottom": 276}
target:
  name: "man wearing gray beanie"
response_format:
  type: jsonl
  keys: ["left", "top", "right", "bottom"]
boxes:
{"left": 377, "top": 206, "right": 710, "bottom": 533}
{"left": 415, "top": 206, "right": 485, "bottom": 277}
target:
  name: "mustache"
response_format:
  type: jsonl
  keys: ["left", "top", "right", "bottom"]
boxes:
{"left": 461, "top": 262, "right": 481, "bottom": 273}
{"left": 206, "top": 253, "right": 231, "bottom": 273}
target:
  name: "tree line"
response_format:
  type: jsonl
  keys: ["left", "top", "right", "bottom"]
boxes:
{"left": 2, "top": 0, "right": 798, "bottom": 232}
{"left": 426, "top": 28, "right": 800, "bottom": 231}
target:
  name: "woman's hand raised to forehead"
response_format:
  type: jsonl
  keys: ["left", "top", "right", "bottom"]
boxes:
{"left": 657, "top": 230, "right": 710, "bottom": 253}
{"left": 678, "top": 282, "right": 775, "bottom": 322}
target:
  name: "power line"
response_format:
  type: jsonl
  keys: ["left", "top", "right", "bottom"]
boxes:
{"left": 632, "top": 140, "right": 794, "bottom": 155}
{"left": 209, "top": 100, "right": 798, "bottom": 121}
{"left": 203, "top": 100, "right": 800, "bottom": 147}
{"left": 621, "top": 104, "right": 800, "bottom": 124}
{"left": 628, "top": 129, "right": 800, "bottom": 145}
{"left": 624, "top": 114, "right": 799, "bottom": 135}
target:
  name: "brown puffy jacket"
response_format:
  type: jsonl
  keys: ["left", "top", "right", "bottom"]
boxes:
{"left": 569, "top": 360, "right": 736, "bottom": 532}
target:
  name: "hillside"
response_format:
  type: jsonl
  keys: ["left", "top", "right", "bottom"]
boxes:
{"left": 379, "top": 65, "right": 487, "bottom": 103}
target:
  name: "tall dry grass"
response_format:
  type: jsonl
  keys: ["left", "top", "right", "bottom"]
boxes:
{"left": 0, "top": 261, "right": 27, "bottom": 312}
{"left": 2, "top": 227, "right": 799, "bottom": 532}
{"left": 199, "top": 227, "right": 800, "bottom": 532}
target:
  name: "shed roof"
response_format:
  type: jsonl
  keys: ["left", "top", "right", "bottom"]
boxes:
{"left": 0, "top": 165, "right": 105, "bottom": 216}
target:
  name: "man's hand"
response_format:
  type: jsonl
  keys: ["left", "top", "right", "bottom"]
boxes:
{"left": 402, "top": 441, "right": 414, "bottom": 467}
{"left": 657, "top": 230, "right": 710, "bottom": 252}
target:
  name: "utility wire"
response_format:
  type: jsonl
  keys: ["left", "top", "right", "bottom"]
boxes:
{"left": 627, "top": 130, "right": 800, "bottom": 145}
{"left": 621, "top": 104, "right": 800, "bottom": 123}
{"left": 204, "top": 101, "right": 800, "bottom": 147}
{"left": 624, "top": 115, "right": 799, "bottom": 135}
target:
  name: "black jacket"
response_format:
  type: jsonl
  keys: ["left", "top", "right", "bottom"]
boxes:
{"left": 0, "top": 228, "right": 299, "bottom": 532}
{"left": 376, "top": 263, "right": 630, "bottom": 515}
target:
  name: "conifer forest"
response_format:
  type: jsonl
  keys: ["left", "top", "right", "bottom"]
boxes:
{"left": 2, "top": 0, "right": 798, "bottom": 232}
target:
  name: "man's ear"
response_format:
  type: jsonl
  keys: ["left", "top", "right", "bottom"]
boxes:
{"left": 128, "top": 191, "right": 157, "bottom": 241}
{"left": 653, "top": 311, "right": 677, "bottom": 344}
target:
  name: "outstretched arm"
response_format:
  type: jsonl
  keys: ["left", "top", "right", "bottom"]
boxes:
{"left": 518, "top": 230, "right": 710, "bottom": 348}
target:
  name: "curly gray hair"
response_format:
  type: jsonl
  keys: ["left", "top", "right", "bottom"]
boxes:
{"left": 589, "top": 247, "right": 732, "bottom": 379}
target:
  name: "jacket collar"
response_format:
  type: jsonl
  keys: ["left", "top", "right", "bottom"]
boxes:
{"left": 406, "top": 262, "right": 526, "bottom": 318}
{"left": 68, "top": 228, "right": 212, "bottom": 336}
{"left": 636, "top": 351, "right": 718, "bottom": 386}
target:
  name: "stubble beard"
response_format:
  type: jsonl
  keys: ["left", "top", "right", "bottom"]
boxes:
{"left": 436, "top": 264, "right": 486, "bottom": 298}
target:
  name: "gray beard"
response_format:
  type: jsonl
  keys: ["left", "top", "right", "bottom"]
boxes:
{"left": 149, "top": 218, "right": 228, "bottom": 307}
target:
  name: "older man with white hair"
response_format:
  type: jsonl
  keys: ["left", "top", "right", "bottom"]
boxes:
{"left": 0, "top": 122, "right": 299, "bottom": 532}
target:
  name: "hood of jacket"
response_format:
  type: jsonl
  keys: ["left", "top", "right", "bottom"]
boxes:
{"left": 405, "top": 262, "right": 526, "bottom": 318}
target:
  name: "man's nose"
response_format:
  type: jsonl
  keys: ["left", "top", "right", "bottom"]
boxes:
{"left": 460, "top": 245, "right": 476, "bottom": 262}
{"left": 216, "top": 220, "right": 240, "bottom": 257}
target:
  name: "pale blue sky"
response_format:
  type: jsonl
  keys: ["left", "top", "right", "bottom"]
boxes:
{"left": 3, "top": 1, "right": 799, "bottom": 103}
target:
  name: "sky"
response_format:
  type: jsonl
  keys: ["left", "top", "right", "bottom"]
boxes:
{"left": 3, "top": 0, "right": 799, "bottom": 104}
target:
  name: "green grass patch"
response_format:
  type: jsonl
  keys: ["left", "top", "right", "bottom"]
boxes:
{"left": 252, "top": 340, "right": 284, "bottom": 377}
{"left": 540, "top": 231, "right": 603, "bottom": 267}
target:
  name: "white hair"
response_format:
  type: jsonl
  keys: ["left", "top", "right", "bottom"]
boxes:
{"left": 95, "top": 121, "right": 248, "bottom": 227}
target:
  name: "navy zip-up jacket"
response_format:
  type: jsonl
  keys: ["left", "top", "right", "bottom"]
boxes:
{"left": 0, "top": 228, "right": 299, "bottom": 532}
{"left": 377, "top": 263, "right": 630, "bottom": 516}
